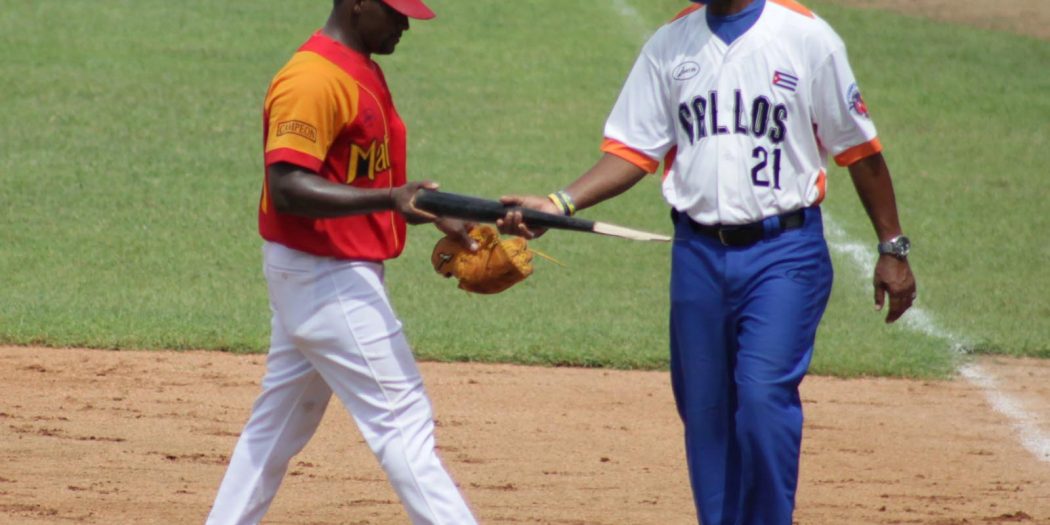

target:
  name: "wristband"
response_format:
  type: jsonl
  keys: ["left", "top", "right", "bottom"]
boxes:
{"left": 546, "top": 193, "right": 566, "bottom": 215}
{"left": 547, "top": 190, "right": 576, "bottom": 216}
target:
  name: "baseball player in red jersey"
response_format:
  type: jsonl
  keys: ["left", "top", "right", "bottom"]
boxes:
{"left": 206, "top": 1, "right": 479, "bottom": 524}
{"left": 502, "top": 1, "right": 916, "bottom": 523}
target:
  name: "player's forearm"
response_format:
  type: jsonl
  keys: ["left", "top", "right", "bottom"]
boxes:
{"left": 563, "top": 153, "right": 648, "bottom": 213}
{"left": 847, "top": 152, "right": 904, "bottom": 242}
{"left": 268, "top": 165, "right": 393, "bottom": 218}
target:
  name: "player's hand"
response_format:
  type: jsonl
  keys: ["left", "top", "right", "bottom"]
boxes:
{"left": 497, "top": 194, "right": 560, "bottom": 239}
{"left": 393, "top": 181, "right": 439, "bottom": 224}
{"left": 873, "top": 255, "right": 916, "bottom": 323}
{"left": 434, "top": 217, "right": 479, "bottom": 252}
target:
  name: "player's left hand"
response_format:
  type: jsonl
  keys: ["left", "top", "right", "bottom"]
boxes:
{"left": 394, "top": 180, "right": 440, "bottom": 224}
{"left": 873, "top": 256, "right": 916, "bottom": 323}
{"left": 434, "top": 217, "right": 479, "bottom": 252}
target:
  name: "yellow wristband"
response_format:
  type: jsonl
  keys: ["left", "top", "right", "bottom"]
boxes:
{"left": 547, "top": 193, "right": 568, "bottom": 215}
{"left": 557, "top": 190, "right": 577, "bottom": 216}
{"left": 548, "top": 190, "right": 576, "bottom": 216}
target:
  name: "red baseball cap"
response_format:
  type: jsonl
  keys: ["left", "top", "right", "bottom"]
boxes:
{"left": 382, "top": 0, "right": 435, "bottom": 20}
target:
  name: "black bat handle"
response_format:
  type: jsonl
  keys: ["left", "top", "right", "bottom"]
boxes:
{"left": 414, "top": 189, "right": 595, "bottom": 232}
{"left": 516, "top": 207, "right": 594, "bottom": 232}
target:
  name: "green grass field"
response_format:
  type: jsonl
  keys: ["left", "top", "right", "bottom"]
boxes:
{"left": 1, "top": 1, "right": 1046, "bottom": 377}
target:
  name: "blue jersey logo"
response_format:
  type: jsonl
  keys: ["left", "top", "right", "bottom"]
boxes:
{"left": 673, "top": 61, "right": 701, "bottom": 81}
{"left": 847, "top": 83, "right": 869, "bottom": 118}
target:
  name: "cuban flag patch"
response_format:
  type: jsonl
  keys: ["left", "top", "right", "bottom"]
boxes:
{"left": 772, "top": 70, "right": 799, "bottom": 92}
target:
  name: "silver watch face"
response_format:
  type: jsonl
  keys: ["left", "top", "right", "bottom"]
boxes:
{"left": 880, "top": 236, "right": 910, "bottom": 257}
{"left": 895, "top": 236, "right": 911, "bottom": 256}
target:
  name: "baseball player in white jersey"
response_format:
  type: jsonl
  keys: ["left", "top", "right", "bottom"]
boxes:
{"left": 500, "top": 0, "right": 917, "bottom": 523}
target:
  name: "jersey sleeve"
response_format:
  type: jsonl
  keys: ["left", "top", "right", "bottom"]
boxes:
{"left": 809, "top": 46, "right": 882, "bottom": 167}
{"left": 601, "top": 43, "right": 675, "bottom": 173}
{"left": 264, "top": 59, "right": 358, "bottom": 172}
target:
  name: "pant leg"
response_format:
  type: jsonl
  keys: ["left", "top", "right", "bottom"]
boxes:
{"left": 728, "top": 215, "right": 833, "bottom": 525}
{"left": 670, "top": 218, "right": 741, "bottom": 525}
{"left": 265, "top": 243, "right": 476, "bottom": 525}
{"left": 206, "top": 303, "right": 333, "bottom": 525}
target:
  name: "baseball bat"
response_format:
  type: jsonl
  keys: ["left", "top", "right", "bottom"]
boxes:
{"left": 414, "top": 189, "right": 671, "bottom": 242}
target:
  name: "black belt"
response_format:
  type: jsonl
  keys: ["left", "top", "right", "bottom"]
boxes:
{"left": 673, "top": 208, "right": 807, "bottom": 247}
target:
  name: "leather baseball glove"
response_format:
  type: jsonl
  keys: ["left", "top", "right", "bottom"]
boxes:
{"left": 431, "top": 225, "right": 533, "bottom": 294}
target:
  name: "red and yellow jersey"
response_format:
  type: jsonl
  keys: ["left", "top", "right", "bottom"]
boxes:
{"left": 259, "top": 32, "right": 408, "bottom": 261}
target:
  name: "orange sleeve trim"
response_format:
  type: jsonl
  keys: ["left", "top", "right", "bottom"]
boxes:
{"left": 670, "top": 3, "right": 702, "bottom": 22}
{"left": 601, "top": 138, "right": 660, "bottom": 174}
{"left": 813, "top": 169, "right": 827, "bottom": 206}
{"left": 265, "top": 147, "right": 324, "bottom": 173}
{"left": 770, "top": 0, "right": 814, "bottom": 18}
{"left": 834, "top": 138, "right": 883, "bottom": 167}
{"left": 662, "top": 146, "right": 678, "bottom": 181}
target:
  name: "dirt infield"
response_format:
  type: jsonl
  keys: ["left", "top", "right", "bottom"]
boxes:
{"left": 823, "top": 0, "right": 1050, "bottom": 41}
{"left": 3, "top": 2, "right": 1049, "bottom": 525}
{"left": 1, "top": 347, "right": 1049, "bottom": 524}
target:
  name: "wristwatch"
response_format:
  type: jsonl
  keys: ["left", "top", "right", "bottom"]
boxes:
{"left": 877, "top": 235, "right": 911, "bottom": 259}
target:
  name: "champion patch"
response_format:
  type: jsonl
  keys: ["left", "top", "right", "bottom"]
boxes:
{"left": 276, "top": 120, "right": 318, "bottom": 142}
{"left": 847, "top": 83, "right": 869, "bottom": 118}
{"left": 772, "top": 70, "right": 799, "bottom": 92}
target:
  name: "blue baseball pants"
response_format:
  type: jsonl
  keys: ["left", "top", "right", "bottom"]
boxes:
{"left": 669, "top": 207, "right": 833, "bottom": 525}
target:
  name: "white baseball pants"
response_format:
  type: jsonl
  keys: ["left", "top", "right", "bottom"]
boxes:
{"left": 206, "top": 242, "right": 477, "bottom": 525}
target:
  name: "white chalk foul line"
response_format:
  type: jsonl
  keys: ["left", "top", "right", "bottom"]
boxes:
{"left": 959, "top": 364, "right": 1050, "bottom": 462}
{"left": 606, "top": 0, "right": 1050, "bottom": 465}
{"left": 823, "top": 214, "right": 1050, "bottom": 464}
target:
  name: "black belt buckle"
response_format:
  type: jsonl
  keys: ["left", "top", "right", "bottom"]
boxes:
{"left": 716, "top": 225, "right": 761, "bottom": 247}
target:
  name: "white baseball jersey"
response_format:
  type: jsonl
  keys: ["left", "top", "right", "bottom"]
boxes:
{"left": 602, "top": 0, "right": 881, "bottom": 226}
